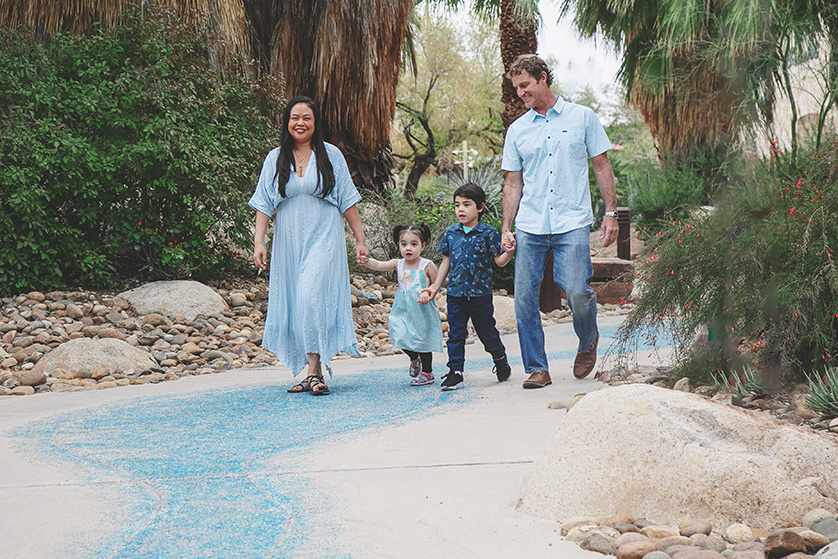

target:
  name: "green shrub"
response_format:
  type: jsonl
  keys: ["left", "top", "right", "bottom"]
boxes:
{"left": 628, "top": 160, "right": 708, "bottom": 227}
{"left": 616, "top": 144, "right": 838, "bottom": 384}
{"left": 806, "top": 367, "right": 838, "bottom": 419}
{"left": 0, "top": 10, "right": 283, "bottom": 296}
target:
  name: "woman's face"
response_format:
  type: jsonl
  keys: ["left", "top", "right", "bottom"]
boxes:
{"left": 288, "top": 103, "right": 315, "bottom": 145}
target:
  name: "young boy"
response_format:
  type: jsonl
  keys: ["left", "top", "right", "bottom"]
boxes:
{"left": 423, "top": 183, "right": 514, "bottom": 390}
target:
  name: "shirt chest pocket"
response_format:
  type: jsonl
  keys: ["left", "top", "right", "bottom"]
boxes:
{"left": 560, "top": 130, "right": 587, "bottom": 161}
{"left": 471, "top": 238, "right": 488, "bottom": 255}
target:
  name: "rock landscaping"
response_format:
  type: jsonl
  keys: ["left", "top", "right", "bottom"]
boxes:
{"left": 557, "top": 510, "right": 838, "bottom": 558}
{"left": 0, "top": 276, "right": 631, "bottom": 395}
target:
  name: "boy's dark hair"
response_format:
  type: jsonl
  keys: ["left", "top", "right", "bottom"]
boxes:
{"left": 392, "top": 222, "right": 431, "bottom": 246}
{"left": 453, "top": 182, "right": 486, "bottom": 216}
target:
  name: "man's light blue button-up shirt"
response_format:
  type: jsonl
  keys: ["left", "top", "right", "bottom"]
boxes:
{"left": 501, "top": 96, "right": 611, "bottom": 235}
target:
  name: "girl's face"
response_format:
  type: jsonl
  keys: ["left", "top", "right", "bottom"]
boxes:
{"left": 398, "top": 231, "right": 426, "bottom": 262}
{"left": 287, "top": 103, "right": 315, "bottom": 145}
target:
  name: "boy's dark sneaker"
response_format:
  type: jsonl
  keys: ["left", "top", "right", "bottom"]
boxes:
{"left": 493, "top": 358, "right": 511, "bottom": 382}
{"left": 440, "top": 371, "right": 465, "bottom": 391}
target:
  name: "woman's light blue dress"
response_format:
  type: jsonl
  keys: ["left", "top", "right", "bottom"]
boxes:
{"left": 248, "top": 144, "right": 362, "bottom": 376}
{"left": 389, "top": 258, "right": 444, "bottom": 353}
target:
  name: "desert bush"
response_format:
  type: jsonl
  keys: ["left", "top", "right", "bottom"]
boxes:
{"left": 0, "top": 10, "right": 283, "bottom": 296}
{"left": 616, "top": 143, "right": 838, "bottom": 385}
{"left": 807, "top": 367, "right": 838, "bottom": 419}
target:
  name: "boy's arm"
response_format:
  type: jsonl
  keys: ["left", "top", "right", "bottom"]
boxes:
{"left": 494, "top": 250, "right": 513, "bottom": 267}
{"left": 362, "top": 258, "right": 397, "bottom": 272}
{"left": 418, "top": 261, "right": 439, "bottom": 304}
{"left": 422, "top": 256, "right": 449, "bottom": 300}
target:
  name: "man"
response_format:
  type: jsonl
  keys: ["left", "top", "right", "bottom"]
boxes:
{"left": 500, "top": 54, "right": 618, "bottom": 388}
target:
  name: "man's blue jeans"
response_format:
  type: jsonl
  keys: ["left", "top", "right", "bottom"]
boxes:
{"left": 514, "top": 227, "right": 598, "bottom": 375}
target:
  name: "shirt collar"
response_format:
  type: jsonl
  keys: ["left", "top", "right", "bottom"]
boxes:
{"left": 456, "top": 220, "right": 487, "bottom": 233}
{"left": 527, "top": 96, "right": 564, "bottom": 121}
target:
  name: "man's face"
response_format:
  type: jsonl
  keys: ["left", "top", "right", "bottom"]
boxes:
{"left": 511, "top": 70, "right": 550, "bottom": 109}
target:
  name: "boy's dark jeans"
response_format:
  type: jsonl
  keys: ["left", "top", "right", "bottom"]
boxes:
{"left": 446, "top": 294, "right": 506, "bottom": 372}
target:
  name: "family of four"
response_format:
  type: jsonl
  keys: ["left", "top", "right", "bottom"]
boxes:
{"left": 249, "top": 54, "right": 618, "bottom": 396}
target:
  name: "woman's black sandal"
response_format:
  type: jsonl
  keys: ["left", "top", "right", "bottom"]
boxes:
{"left": 287, "top": 375, "right": 320, "bottom": 393}
{"left": 310, "top": 376, "right": 330, "bottom": 396}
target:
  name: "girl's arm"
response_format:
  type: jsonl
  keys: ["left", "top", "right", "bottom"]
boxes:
{"left": 362, "top": 258, "right": 398, "bottom": 272}
{"left": 421, "top": 256, "right": 449, "bottom": 301}
{"left": 253, "top": 210, "right": 272, "bottom": 270}
{"left": 418, "top": 261, "right": 439, "bottom": 304}
{"left": 343, "top": 204, "right": 369, "bottom": 265}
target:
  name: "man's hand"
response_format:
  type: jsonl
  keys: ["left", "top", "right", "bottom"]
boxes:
{"left": 600, "top": 216, "right": 619, "bottom": 247}
{"left": 501, "top": 230, "right": 516, "bottom": 252}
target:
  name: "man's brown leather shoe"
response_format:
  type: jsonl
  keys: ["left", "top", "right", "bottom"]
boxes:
{"left": 573, "top": 332, "right": 599, "bottom": 379}
{"left": 522, "top": 370, "right": 552, "bottom": 389}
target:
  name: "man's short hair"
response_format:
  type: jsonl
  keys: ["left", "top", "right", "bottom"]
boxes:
{"left": 507, "top": 54, "right": 553, "bottom": 86}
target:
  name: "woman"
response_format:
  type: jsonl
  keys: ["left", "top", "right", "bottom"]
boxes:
{"left": 250, "top": 96, "right": 369, "bottom": 395}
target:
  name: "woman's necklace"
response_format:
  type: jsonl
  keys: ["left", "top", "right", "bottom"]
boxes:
{"left": 294, "top": 149, "right": 311, "bottom": 177}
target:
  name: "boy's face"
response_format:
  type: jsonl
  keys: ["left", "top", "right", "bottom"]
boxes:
{"left": 454, "top": 196, "right": 481, "bottom": 228}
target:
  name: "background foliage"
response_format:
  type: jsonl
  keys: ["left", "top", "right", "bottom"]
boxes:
{"left": 617, "top": 142, "right": 838, "bottom": 385}
{"left": 0, "top": 10, "right": 283, "bottom": 296}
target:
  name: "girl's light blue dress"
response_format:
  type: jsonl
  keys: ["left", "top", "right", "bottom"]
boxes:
{"left": 389, "top": 258, "right": 444, "bottom": 353}
{"left": 248, "top": 144, "right": 362, "bottom": 376}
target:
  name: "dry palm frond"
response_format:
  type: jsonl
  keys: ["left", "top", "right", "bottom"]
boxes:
{"left": 0, "top": 0, "right": 250, "bottom": 74}
{"left": 271, "top": 0, "right": 414, "bottom": 187}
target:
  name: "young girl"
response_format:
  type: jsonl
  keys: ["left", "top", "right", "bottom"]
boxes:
{"left": 362, "top": 224, "right": 444, "bottom": 385}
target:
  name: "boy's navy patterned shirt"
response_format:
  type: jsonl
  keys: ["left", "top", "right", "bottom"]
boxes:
{"left": 437, "top": 220, "right": 502, "bottom": 297}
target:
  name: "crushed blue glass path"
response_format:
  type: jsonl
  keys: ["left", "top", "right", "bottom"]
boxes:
{"left": 1, "top": 317, "right": 672, "bottom": 558}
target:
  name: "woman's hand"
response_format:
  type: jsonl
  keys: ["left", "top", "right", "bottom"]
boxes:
{"left": 253, "top": 242, "right": 267, "bottom": 270}
{"left": 355, "top": 242, "right": 369, "bottom": 266}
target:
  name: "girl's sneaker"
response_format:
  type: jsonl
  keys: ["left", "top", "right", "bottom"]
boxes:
{"left": 408, "top": 358, "right": 422, "bottom": 377}
{"left": 410, "top": 371, "right": 434, "bottom": 386}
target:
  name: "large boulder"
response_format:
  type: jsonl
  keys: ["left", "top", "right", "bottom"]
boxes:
{"left": 118, "top": 280, "right": 227, "bottom": 321}
{"left": 31, "top": 338, "right": 157, "bottom": 377}
{"left": 518, "top": 384, "right": 838, "bottom": 529}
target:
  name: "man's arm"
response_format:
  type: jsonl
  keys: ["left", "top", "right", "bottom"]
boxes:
{"left": 501, "top": 170, "right": 524, "bottom": 251}
{"left": 591, "top": 152, "right": 618, "bottom": 248}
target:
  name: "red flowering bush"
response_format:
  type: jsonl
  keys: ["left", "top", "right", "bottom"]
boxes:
{"left": 617, "top": 143, "right": 838, "bottom": 384}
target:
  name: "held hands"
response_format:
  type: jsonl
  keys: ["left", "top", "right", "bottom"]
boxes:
{"left": 253, "top": 242, "right": 267, "bottom": 270}
{"left": 501, "top": 231, "right": 516, "bottom": 253}
{"left": 600, "top": 216, "right": 619, "bottom": 247}
{"left": 356, "top": 242, "right": 370, "bottom": 266}
{"left": 418, "top": 286, "right": 437, "bottom": 305}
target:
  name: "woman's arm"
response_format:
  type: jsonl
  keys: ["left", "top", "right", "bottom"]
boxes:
{"left": 343, "top": 204, "right": 369, "bottom": 265}
{"left": 253, "top": 210, "right": 272, "bottom": 270}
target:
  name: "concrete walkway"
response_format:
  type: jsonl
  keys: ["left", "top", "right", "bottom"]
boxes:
{"left": 0, "top": 316, "right": 672, "bottom": 558}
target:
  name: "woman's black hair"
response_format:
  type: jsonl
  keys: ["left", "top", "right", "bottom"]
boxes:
{"left": 392, "top": 223, "right": 431, "bottom": 246}
{"left": 274, "top": 95, "right": 335, "bottom": 199}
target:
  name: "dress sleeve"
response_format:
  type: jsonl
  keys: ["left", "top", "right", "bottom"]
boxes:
{"left": 324, "top": 144, "right": 362, "bottom": 213}
{"left": 248, "top": 149, "right": 280, "bottom": 216}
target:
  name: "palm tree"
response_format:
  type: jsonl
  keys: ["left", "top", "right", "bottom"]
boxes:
{"left": 564, "top": 0, "right": 834, "bottom": 169}
{"left": 0, "top": 0, "right": 414, "bottom": 193}
{"left": 420, "top": 0, "right": 539, "bottom": 131}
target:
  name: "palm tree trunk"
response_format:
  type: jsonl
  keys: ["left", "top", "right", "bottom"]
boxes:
{"left": 499, "top": 0, "right": 538, "bottom": 131}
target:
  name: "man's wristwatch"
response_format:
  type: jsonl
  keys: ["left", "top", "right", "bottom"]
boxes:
{"left": 603, "top": 211, "right": 618, "bottom": 218}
